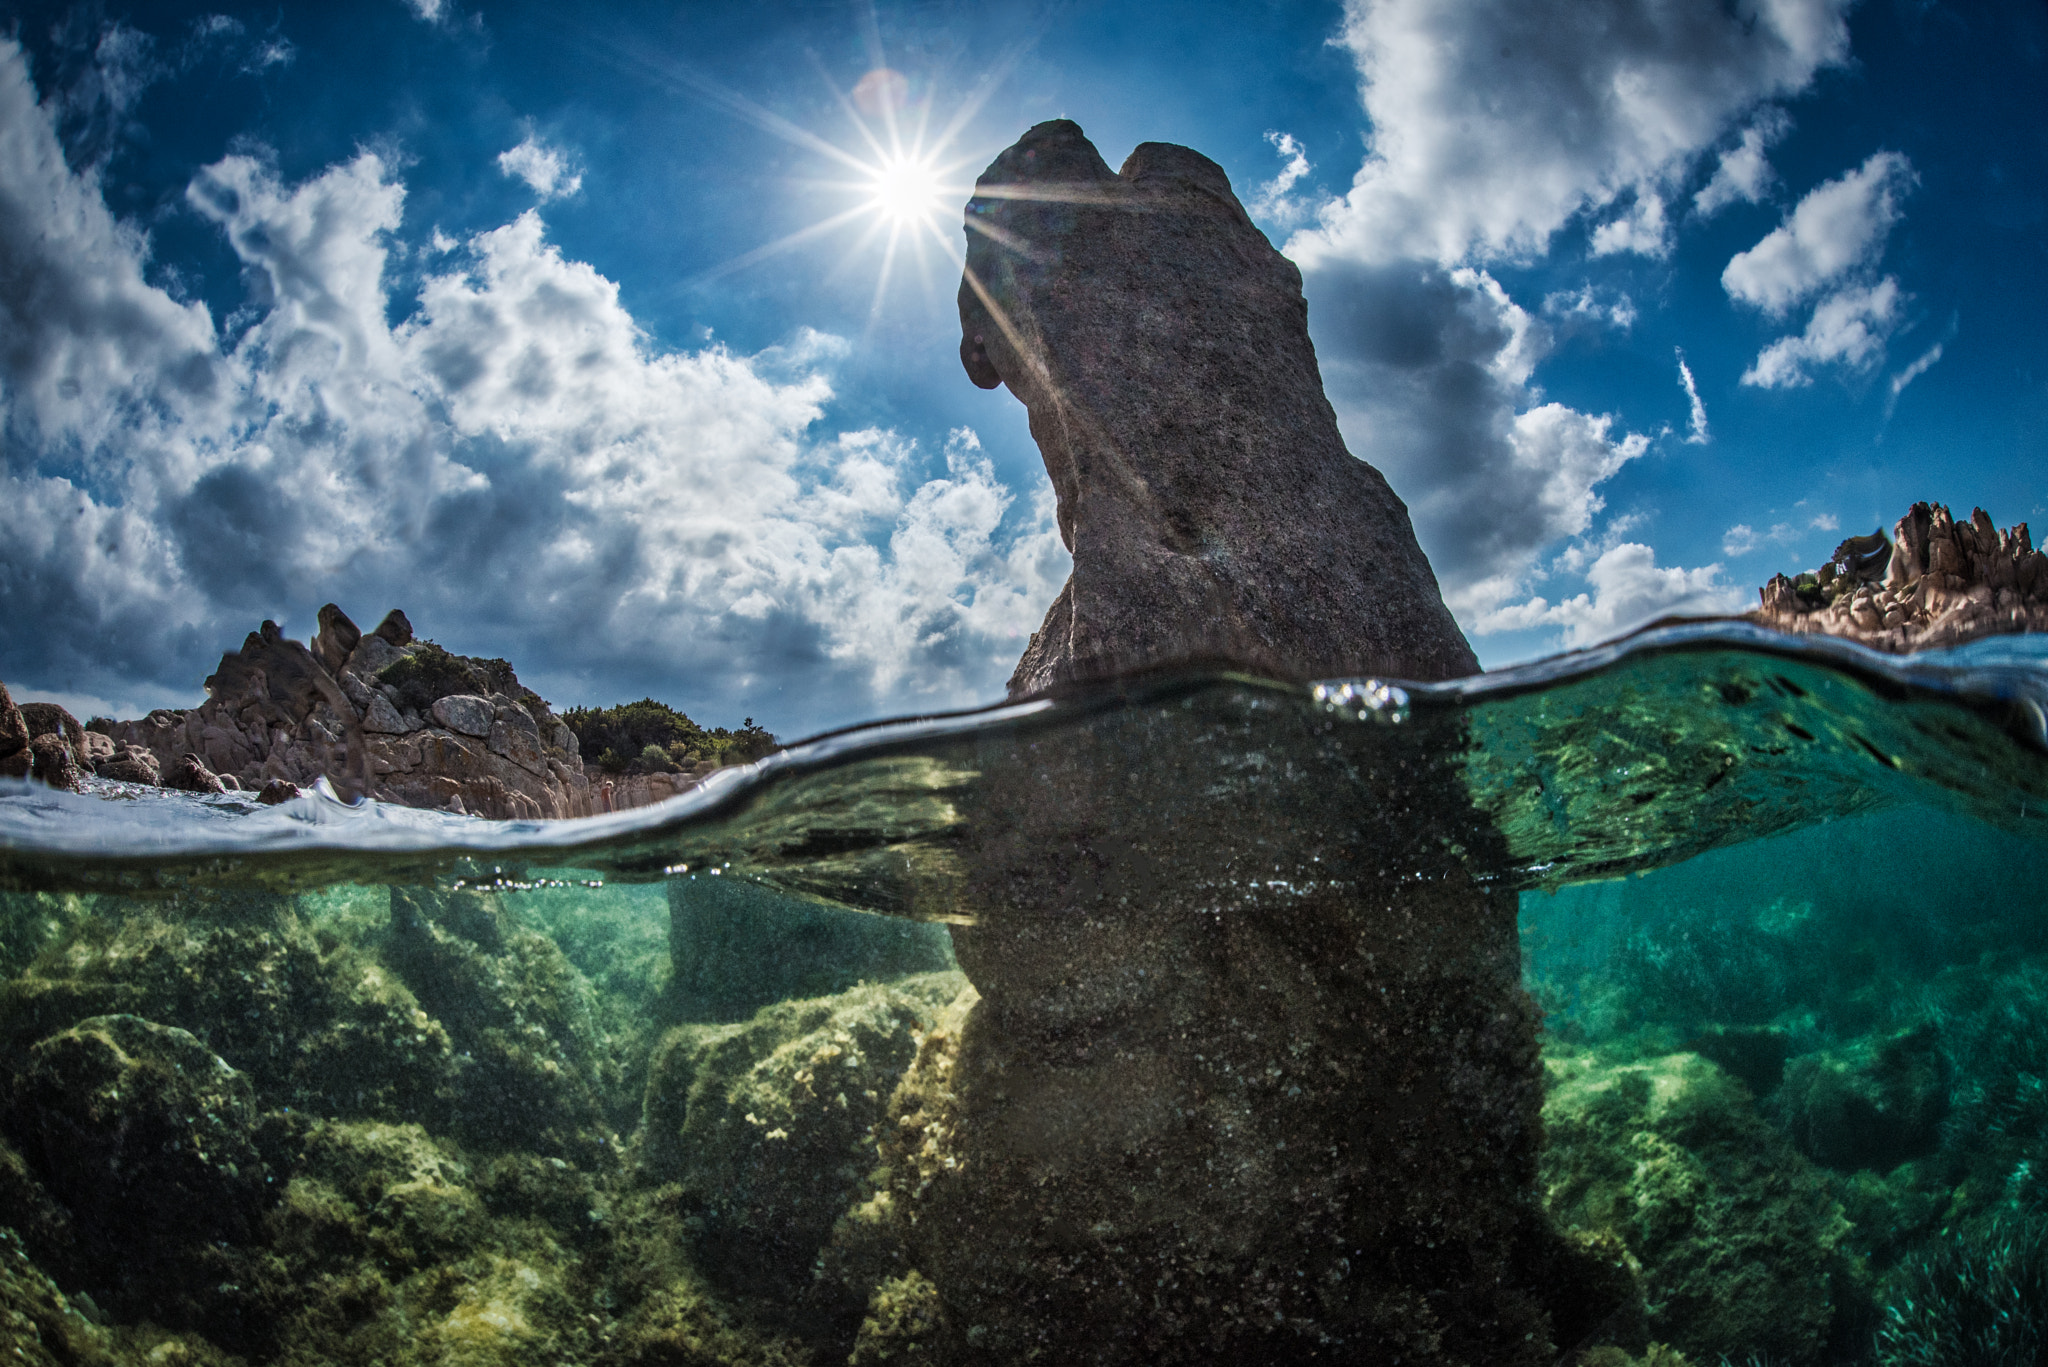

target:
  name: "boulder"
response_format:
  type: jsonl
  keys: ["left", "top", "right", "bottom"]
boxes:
{"left": 1542, "top": 1050, "right": 1850, "bottom": 1363}
{"left": 310, "top": 602, "right": 361, "bottom": 675}
{"left": 958, "top": 119, "right": 1476, "bottom": 694}
{"left": 16, "top": 705, "right": 82, "bottom": 766}
{"left": 374, "top": 608, "right": 414, "bottom": 647}
{"left": 256, "top": 777, "right": 300, "bottom": 804}
{"left": 77, "top": 732, "right": 113, "bottom": 769}
{"left": 1771, "top": 1023, "right": 1949, "bottom": 1172}
{"left": 430, "top": 693, "right": 494, "bottom": 738}
{"left": 899, "top": 123, "right": 1602, "bottom": 1365}
{"left": 636, "top": 975, "right": 965, "bottom": 1311}
{"left": 0, "top": 1015, "right": 268, "bottom": 1334}
{"left": 0, "top": 682, "right": 29, "bottom": 780}
{"left": 25, "top": 737, "right": 79, "bottom": 792}
{"left": 95, "top": 743, "right": 160, "bottom": 786}
{"left": 164, "top": 752, "right": 226, "bottom": 794}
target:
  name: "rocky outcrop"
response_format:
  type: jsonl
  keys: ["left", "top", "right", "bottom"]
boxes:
{"left": 98, "top": 605, "right": 596, "bottom": 818}
{"left": 959, "top": 119, "right": 1477, "bottom": 695}
{"left": 3, "top": 699, "right": 85, "bottom": 792}
{"left": 894, "top": 123, "right": 1607, "bottom": 1363}
{"left": 0, "top": 684, "right": 29, "bottom": 781}
{"left": 1754, "top": 502, "right": 2048, "bottom": 651}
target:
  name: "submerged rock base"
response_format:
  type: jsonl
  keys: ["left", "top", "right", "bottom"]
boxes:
{"left": 883, "top": 694, "right": 1623, "bottom": 1365}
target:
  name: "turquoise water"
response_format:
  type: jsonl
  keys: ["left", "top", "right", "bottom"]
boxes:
{"left": 2, "top": 623, "right": 2046, "bottom": 1365}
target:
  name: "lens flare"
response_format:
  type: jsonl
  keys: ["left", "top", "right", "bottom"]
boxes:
{"left": 868, "top": 153, "right": 946, "bottom": 226}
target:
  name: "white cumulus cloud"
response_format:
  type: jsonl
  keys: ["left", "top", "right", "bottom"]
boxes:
{"left": 0, "top": 40, "right": 1064, "bottom": 727}
{"left": 1741, "top": 276, "right": 1904, "bottom": 388}
{"left": 1290, "top": 0, "right": 1851, "bottom": 268}
{"left": 497, "top": 135, "right": 582, "bottom": 201}
{"left": 1722, "top": 151, "right": 1916, "bottom": 315}
{"left": 1478, "top": 542, "right": 1744, "bottom": 645}
{"left": 1695, "top": 107, "right": 1790, "bottom": 215}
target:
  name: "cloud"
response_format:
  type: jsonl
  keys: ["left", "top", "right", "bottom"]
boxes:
{"left": 1721, "top": 510, "right": 1840, "bottom": 557}
{"left": 1308, "top": 262, "right": 1650, "bottom": 629}
{"left": 1675, "top": 347, "right": 1709, "bottom": 444}
{"left": 1722, "top": 151, "right": 1916, "bottom": 315}
{"left": 1542, "top": 283, "right": 1637, "bottom": 331}
{"left": 1478, "top": 542, "right": 1744, "bottom": 645}
{"left": 403, "top": 0, "right": 448, "bottom": 22}
{"left": 1884, "top": 315, "right": 1956, "bottom": 417}
{"left": 1284, "top": 0, "right": 1855, "bottom": 657}
{"left": 1289, "top": 0, "right": 1850, "bottom": 267}
{"left": 1740, "top": 276, "right": 1904, "bottom": 387}
{"left": 0, "top": 42, "right": 1064, "bottom": 728}
{"left": 1694, "top": 107, "right": 1790, "bottom": 215}
{"left": 1589, "top": 192, "right": 1668, "bottom": 259}
{"left": 1250, "top": 131, "right": 1314, "bottom": 225}
{"left": 497, "top": 135, "right": 582, "bottom": 201}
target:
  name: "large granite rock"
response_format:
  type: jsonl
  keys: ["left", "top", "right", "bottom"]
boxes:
{"left": 886, "top": 122, "right": 1607, "bottom": 1364}
{"left": 1754, "top": 502, "right": 2048, "bottom": 650}
{"left": 959, "top": 119, "right": 1477, "bottom": 695}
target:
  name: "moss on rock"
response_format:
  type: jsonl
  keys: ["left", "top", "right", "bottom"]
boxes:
{"left": 1542, "top": 1048, "right": 1852, "bottom": 1364}
{"left": 636, "top": 973, "right": 966, "bottom": 1319}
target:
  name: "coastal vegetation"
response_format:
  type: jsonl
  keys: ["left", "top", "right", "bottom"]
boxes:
{"left": 559, "top": 699, "right": 778, "bottom": 776}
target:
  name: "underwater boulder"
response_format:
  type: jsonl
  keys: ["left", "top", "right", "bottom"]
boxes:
{"left": 0, "top": 891, "right": 463, "bottom": 1130}
{"left": 957, "top": 119, "right": 1476, "bottom": 694}
{"left": 635, "top": 973, "right": 965, "bottom": 1321}
{"left": 0, "top": 1227, "right": 118, "bottom": 1367}
{"left": 1772, "top": 1023, "right": 1949, "bottom": 1172}
{"left": 0, "top": 1015, "right": 270, "bottom": 1338}
{"left": 1542, "top": 1049, "right": 1851, "bottom": 1364}
{"left": 382, "top": 887, "right": 612, "bottom": 1162}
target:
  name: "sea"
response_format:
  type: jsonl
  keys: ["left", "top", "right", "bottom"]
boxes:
{"left": 2, "top": 620, "right": 2046, "bottom": 1367}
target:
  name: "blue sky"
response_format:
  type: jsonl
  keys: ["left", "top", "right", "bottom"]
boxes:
{"left": 2, "top": 0, "right": 2043, "bottom": 736}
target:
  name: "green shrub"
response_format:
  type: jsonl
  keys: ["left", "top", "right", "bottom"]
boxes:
{"left": 561, "top": 700, "right": 778, "bottom": 775}
{"left": 376, "top": 642, "right": 520, "bottom": 714}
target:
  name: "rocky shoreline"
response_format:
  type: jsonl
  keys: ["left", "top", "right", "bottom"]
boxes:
{"left": 1, "top": 606, "right": 742, "bottom": 818}
{"left": 1753, "top": 501, "right": 2048, "bottom": 651}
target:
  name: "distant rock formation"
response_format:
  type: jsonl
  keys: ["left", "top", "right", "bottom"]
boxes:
{"left": 1755, "top": 502, "right": 2048, "bottom": 651}
{"left": 958, "top": 119, "right": 1477, "bottom": 695}
{"left": 97, "top": 606, "right": 596, "bottom": 819}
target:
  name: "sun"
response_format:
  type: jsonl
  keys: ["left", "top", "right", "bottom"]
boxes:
{"left": 867, "top": 152, "right": 948, "bottom": 228}
{"left": 638, "top": 51, "right": 1007, "bottom": 310}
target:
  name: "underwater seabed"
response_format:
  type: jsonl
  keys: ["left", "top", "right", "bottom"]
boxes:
{"left": 1, "top": 621, "right": 2047, "bottom": 1366}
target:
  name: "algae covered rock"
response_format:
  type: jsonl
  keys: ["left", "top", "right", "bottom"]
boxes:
{"left": 382, "top": 887, "right": 613, "bottom": 1161}
{"left": 1542, "top": 1049, "right": 1851, "bottom": 1364}
{"left": 0, "top": 890, "right": 460, "bottom": 1127}
{"left": 638, "top": 972, "right": 967, "bottom": 1311}
{"left": 1772, "top": 1023, "right": 1949, "bottom": 1172}
{"left": 0, "top": 1014, "right": 271, "bottom": 1341}
{"left": 0, "top": 1226, "right": 118, "bottom": 1367}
